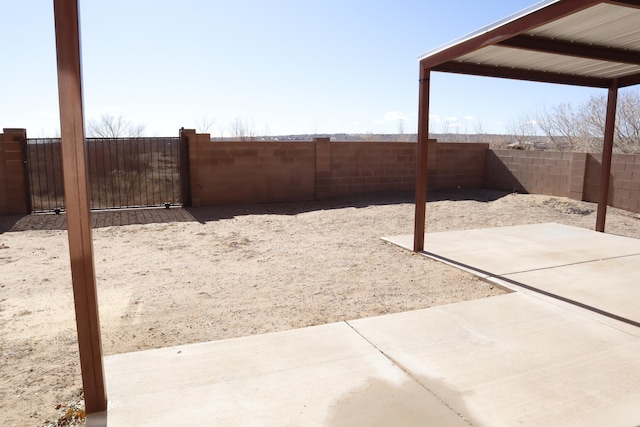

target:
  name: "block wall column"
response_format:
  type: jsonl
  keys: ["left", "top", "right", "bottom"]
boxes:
{"left": 181, "top": 129, "right": 199, "bottom": 206}
{"left": 0, "top": 128, "right": 30, "bottom": 215}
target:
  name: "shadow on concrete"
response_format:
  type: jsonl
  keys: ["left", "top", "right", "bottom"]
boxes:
{"left": 0, "top": 188, "right": 514, "bottom": 232}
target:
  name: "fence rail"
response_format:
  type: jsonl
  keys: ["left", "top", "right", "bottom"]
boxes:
{"left": 26, "top": 137, "right": 182, "bottom": 213}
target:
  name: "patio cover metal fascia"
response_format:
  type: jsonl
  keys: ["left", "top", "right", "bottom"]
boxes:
{"left": 413, "top": 0, "right": 640, "bottom": 251}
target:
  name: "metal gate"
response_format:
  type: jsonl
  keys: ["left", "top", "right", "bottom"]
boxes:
{"left": 26, "top": 137, "right": 182, "bottom": 213}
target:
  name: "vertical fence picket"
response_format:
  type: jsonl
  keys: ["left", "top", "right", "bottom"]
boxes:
{"left": 44, "top": 140, "right": 52, "bottom": 210}
{"left": 90, "top": 139, "right": 100, "bottom": 209}
{"left": 135, "top": 139, "right": 142, "bottom": 207}
{"left": 162, "top": 138, "right": 169, "bottom": 204}
{"left": 147, "top": 138, "right": 153, "bottom": 206}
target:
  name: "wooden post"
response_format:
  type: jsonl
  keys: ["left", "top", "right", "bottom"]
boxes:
{"left": 413, "top": 67, "right": 430, "bottom": 251}
{"left": 53, "top": 0, "right": 107, "bottom": 413}
{"left": 595, "top": 80, "right": 618, "bottom": 233}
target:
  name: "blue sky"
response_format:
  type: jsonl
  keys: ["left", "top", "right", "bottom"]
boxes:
{"left": 2, "top": 0, "right": 604, "bottom": 137}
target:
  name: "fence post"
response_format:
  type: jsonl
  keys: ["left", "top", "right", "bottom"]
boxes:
{"left": 179, "top": 128, "right": 193, "bottom": 207}
{"left": 20, "top": 134, "right": 32, "bottom": 213}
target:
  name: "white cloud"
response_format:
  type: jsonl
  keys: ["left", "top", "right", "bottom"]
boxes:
{"left": 464, "top": 115, "right": 477, "bottom": 121}
{"left": 103, "top": 105, "right": 125, "bottom": 115}
{"left": 36, "top": 110, "right": 56, "bottom": 119}
{"left": 381, "top": 111, "right": 409, "bottom": 122}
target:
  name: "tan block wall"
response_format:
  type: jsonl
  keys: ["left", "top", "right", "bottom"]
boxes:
{"left": 584, "top": 153, "right": 640, "bottom": 213}
{"left": 485, "top": 149, "right": 581, "bottom": 198}
{"left": 321, "top": 140, "right": 488, "bottom": 196}
{"left": 429, "top": 142, "right": 489, "bottom": 189}
{"left": 0, "top": 129, "right": 29, "bottom": 215}
{"left": 326, "top": 141, "right": 417, "bottom": 196}
{"left": 185, "top": 135, "right": 489, "bottom": 206}
{"left": 188, "top": 134, "right": 316, "bottom": 206}
{"left": 486, "top": 149, "right": 640, "bottom": 214}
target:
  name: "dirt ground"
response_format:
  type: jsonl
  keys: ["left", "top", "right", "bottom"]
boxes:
{"left": 1, "top": 189, "right": 640, "bottom": 426}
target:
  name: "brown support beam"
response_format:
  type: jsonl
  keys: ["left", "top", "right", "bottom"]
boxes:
{"left": 53, "top": 0, "right": 107, "bottom": 414}
{"left": 604, "top": 0, "right": 640, "bottom": 9}
{"left": 413, "top": 67, "right": 430, "bottom": 252}
{"left": 618, "top": 72, "right": 640, "bottom": 88}
{"left": 434, "top": 61, "right": 609, "bottom": 88}
{"left": 499, "top": 34, "right": 640, "bottom": 65}
{"left": 595, "top": 80, "right": 619, "bottom": 232}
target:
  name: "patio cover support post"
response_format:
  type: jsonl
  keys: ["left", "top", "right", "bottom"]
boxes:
{"left": 595, "top": 79, "right": 618, "bottom": 232}
{"left": 413, "top": 67, "right": 430, "bottom": 252}
{"left": 53, "top": 0, "right": 107, "bottom": 413}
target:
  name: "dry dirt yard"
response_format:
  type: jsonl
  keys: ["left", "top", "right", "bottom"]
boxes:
{"left": 2, "top": 189, "right": 640, "bottom": 426}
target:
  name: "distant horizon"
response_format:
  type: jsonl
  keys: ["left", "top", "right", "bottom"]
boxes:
{"left": 22, "top": 130, "right": 543, "bottom": 140}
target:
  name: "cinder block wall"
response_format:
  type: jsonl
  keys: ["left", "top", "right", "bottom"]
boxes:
{"left": 584, "top": 153, "right": 640, "bottom": 212}
{"left": 0, "top": 129, "right": 29, "bottom": 215}
{"left": 430, "top": 142, "right": 489, "bottom": 189}
{"left": 321, "top": 140, "right": 487, "bottom": 196}
{"left": 186, "top": 133, "right": 489, "bottom": 206}
{"left": 485, "top": 149, "right": 586, "bottom": 199}
{"left": 486, "top": 149, "right": 640, "bottom": 214}
{"left": 187, "top": 133, "right": 316, "bottom": 206}
{"left": 321, "top": 141, "right": 417, "bottom": 196}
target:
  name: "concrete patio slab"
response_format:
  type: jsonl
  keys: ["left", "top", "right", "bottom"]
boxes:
{"left": 350, "top": 292, "right": 640, "bottom": 427}
{"left": 384, "top": 223, "right": 640, "bottom": 325}
{"left": 497, "top": 254, "right": 640, "bottom": 325}
{"left": 384, "top": 223, "right": 640, "bottom": 275}
{"left": 103, "top": 322, "right": 470, "bottom": 426}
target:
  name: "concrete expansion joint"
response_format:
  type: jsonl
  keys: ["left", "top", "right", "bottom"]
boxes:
{"left": 343, "top": 320, "right": 474, "bottom": 425}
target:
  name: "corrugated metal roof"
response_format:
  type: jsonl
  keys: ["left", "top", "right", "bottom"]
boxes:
{"left": 527, "top": 4, "right": 640, "bottom": 49}
{"left": 419, "top": 0, "right": 640, "bottom": 88}
{"left": 457, "top": 46, "right": 640, "bottom": 79}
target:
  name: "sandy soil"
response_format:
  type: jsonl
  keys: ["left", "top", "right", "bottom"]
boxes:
{"left": 1, "top": 189, "right": 640, "bottom": 426}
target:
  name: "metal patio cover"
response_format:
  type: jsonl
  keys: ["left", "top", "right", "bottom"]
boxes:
{"left": 413, "top": 0, "right": 640, "bottom": 251}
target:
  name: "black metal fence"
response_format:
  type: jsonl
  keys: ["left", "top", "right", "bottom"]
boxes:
{"left": 25, "top": 138, "right": 65, "bottom": 212}
{"left": 26, "top": 137, "right": 182, "bottom": 213}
